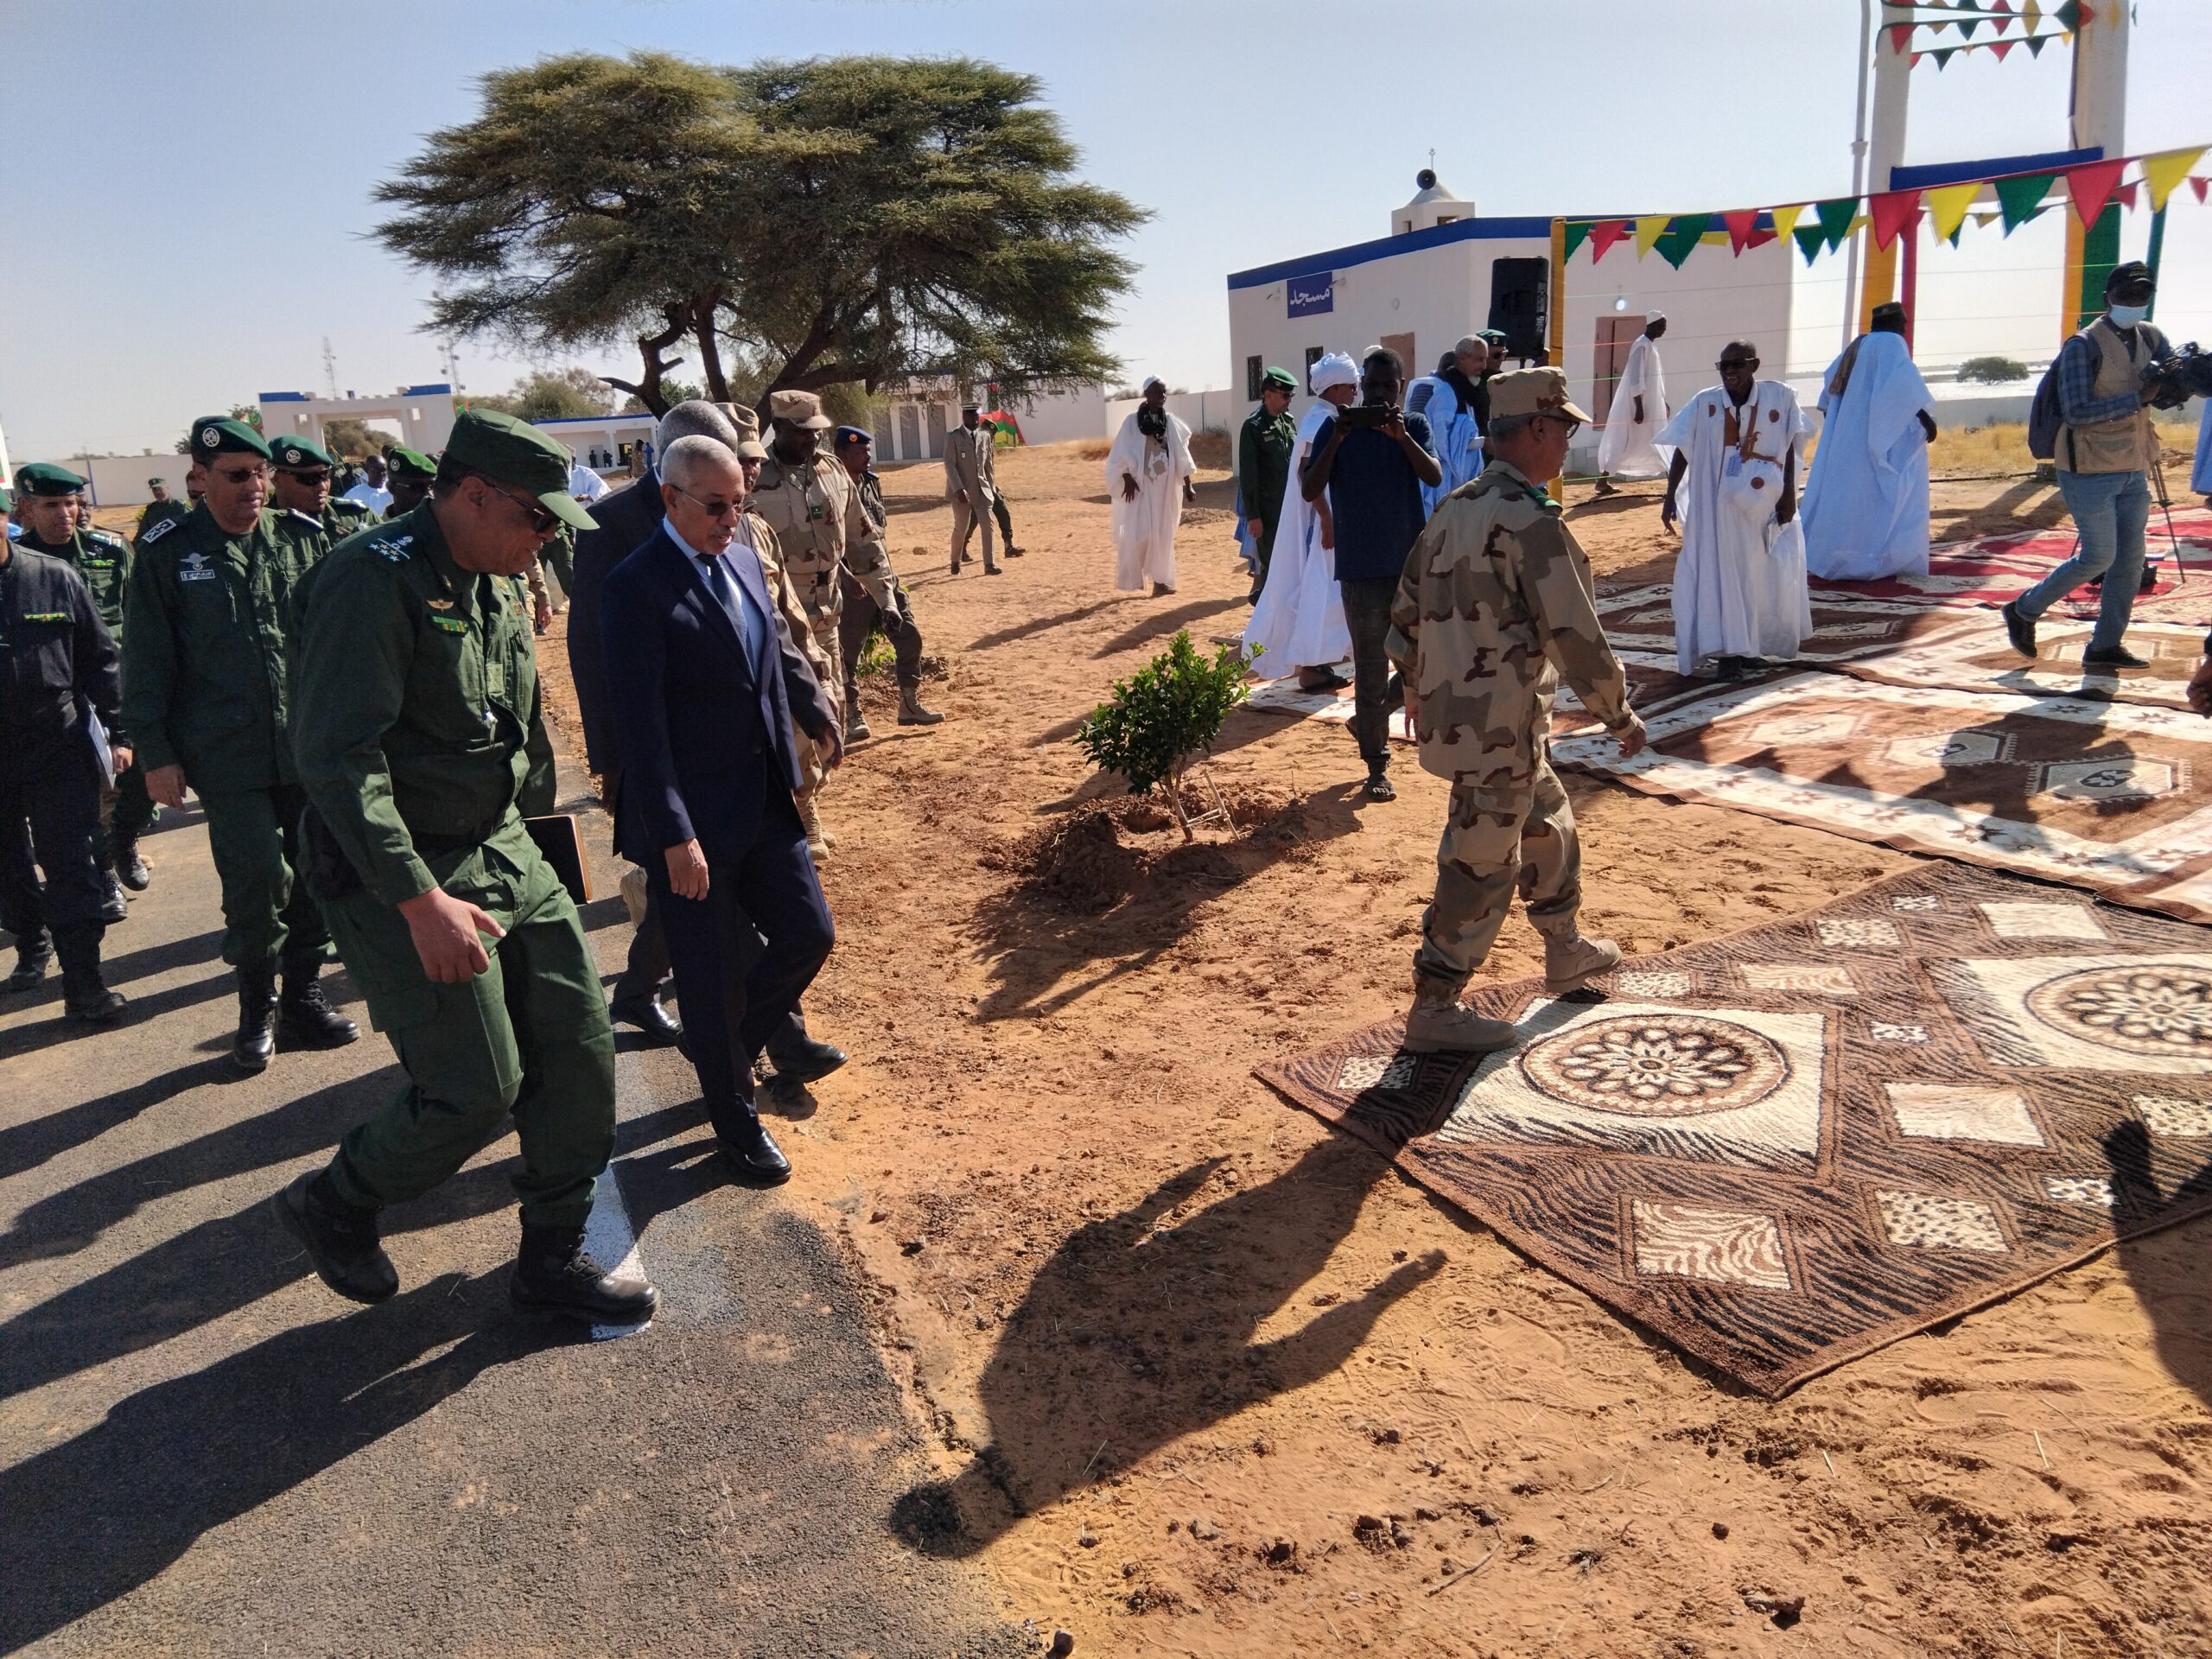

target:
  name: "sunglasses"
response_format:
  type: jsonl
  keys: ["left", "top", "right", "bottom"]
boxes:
{"left": 673, "top": 483, "right": 744, "bottom": 521}
{"left": 483, "top": 478, "right": 559, "bottom": 535}
{"left": 211, "top": 463, "right": 269, "bottom": 485}
{"left": 278, "top": 467, "right": 331, "bottom": 484}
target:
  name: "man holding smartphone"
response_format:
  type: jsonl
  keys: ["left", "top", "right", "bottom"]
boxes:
{"left": 1298, "top": 346, "right": 1442, "bottom": 801}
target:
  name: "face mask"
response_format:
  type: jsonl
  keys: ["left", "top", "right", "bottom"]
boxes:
{"left": 2108, "top": 302, "right": 2151, "bottom": 327}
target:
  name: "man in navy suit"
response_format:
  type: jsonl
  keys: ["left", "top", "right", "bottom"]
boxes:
{"left": 600, "top": 435, "right": 843, "bottom": 1179}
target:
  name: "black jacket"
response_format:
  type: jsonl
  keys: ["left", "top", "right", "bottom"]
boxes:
{"left": 0, "top": 547, "right": 122, "bottom": 784}
{"left": 566, "top": 471, "right": 661, "bottom": 776}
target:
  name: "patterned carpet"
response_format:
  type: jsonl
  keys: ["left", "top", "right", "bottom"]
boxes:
{"left": 1550, "top": 672, "right": 2212, "bottom": 924}
{"left": 1827, "top": 614, "right": 2206, "bottom": 711}
{"left": 1257, "top": 866, "right": 2212, "bottom": 1395}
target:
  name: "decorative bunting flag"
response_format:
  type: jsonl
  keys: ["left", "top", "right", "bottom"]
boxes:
{"left": 2025, "top": 31, "right": 2048, "bottom": 54}
{"left": 1994, "top": 170, "right": 2055, "bottom": 231}
{"left": 2065, "top": 158, "right": 2126, "bottom": 225}
{"left": 2195, "top": 176, "right": 2210, "bottom": 206}
{"left": 2023, "top": 0, "right": 2042, "bottom": 24}
{"left": 1587, "top": 219, "right": 1631, "bottom": 260}
{"left": 1631, "top": 216, "right": 1669, "bottom": 258}
{"left": 1564, "top": 220, "right": 1591, "bottom": 261}
{"left": 1815, "top": 196, "right": 1860, "bottom": 252}
{"left": 2142, "top": 147, "right": 2207, "bottom": 213}
{"left": 1990, "top": 37, "right": 2012, "bottom": 58}
{"left": 2053, "top": 0, "right": 2080, "bottom": 25}
{"left": 1770, "top": 202, "right": 1806, "bottom": 241}
{"left": 1888, "top": 22, "right": 1915, "bottom": 51}
{"left": 1872, "top": 189, "right": 1923, "bottom": 250}
{"left": 1719, "top": 208, "right": 1762, "bottom": 254}
{"left": 1925, "top": 181, "right": 1981, "bottom": 242}
{"left": 2115, "top": 180, "right": 2138, "bottom": 211}
{"left": 1793, "top": 223, "right": 1827, "bottom": 266}
{"left": 1654, "top": 215, "right": 1707, "bottom": 270}
{"left": 1932, "top": 44, "right": 1960, "bottom": 67}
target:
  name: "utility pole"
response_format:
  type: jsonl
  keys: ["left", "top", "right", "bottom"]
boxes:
{"left": 321, "top": 336, "right": 339, "bottom": 401}
{"left": 1841, "top": 0, "right": 1873, "bottom": 355}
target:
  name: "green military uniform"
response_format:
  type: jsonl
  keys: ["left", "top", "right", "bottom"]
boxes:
{"left": 290, "top": 414, "right": 613, "bottom": 1230}
{"left": 1388, "top": 414, "right": 1634, "bottom": 995}
{"left": 121, "top": 429, "right": 333, "bottom": 976}
{"left": 1237, "top": 366, "right": 1299, "bottom": 598}
{"left": 135, "top": 497, "right": 191, "bottom": 547}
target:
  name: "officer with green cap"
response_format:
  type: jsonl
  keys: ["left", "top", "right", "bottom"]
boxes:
{"left": 122, "top": 415, "right": 360, "bottom": 1070}
{"left": 268, "top": 434, "right": 378, "bottom": 550}
{"left": 275, "top": 407, "right": 656, "bottom": 1325}
{"left": 13, "top": 461, "right": 153, "bottom": 912}
{"left": 1237, "top": 367, "right": 1300, "bottom": 603}
{"left": 384, "top": 448, "right": 435, "bottom": 516}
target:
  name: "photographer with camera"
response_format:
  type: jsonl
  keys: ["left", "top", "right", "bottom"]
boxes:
{"left": 2002, "top": 262, "right": 2172, "bottom": 669}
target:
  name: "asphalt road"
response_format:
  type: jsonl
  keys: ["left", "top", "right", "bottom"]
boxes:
{"left": 0, "top": 772, "right": 1023, "bottom": 1657}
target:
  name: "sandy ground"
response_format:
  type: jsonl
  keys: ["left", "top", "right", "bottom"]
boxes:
{"left": 518, "top": 442, "right": 2212, "bottom": 1659}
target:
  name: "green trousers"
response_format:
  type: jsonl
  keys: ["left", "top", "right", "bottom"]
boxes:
{"left": 321, "top": 831, "right": 615, "bottom": 1229}
{"left": 198, "top": 783, "right": 332, "bottom": 970}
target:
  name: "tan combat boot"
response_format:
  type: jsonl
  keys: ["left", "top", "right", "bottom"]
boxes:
{"left": 1543, "top": 933, "right": 1624, "bottom": 995}
{"left": 1402, "top": 983, "right": 1519, "bottom": 1055}
{"left": 897, "top": 685, "right": 944, "bottom": 726}
{"left": 798, "top": 794, "right": 834, "bottom": 861}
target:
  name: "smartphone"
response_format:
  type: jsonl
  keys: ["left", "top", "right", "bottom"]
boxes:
{"left": 1338, "top": 404, "right": 1394, "bottom": 430}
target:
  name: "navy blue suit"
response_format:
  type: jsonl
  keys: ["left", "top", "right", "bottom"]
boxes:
{"left": 601, "top": 521, "right": 837, "bottom": 1122}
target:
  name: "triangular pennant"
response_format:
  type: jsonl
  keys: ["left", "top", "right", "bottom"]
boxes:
{"left": 1889, "top": 22, "right": 1915, "bottom": 52}
{"left": 2114, "top": 180, "right": 2138, "bottom": 211}
{"left": 1990, "top": 37, "right": 2013, "bottom": 58}
{"left": 1719, "top": 208, "right": 1761, "bottom": 255}
{"left": 1871, "top": 188, "right": 1923, "bottom": 251}
{"left": 1815, "top": 196, "right": 1860, "bottom": 251}
{"left": 1563, "top": 220, "right": 1592, "bottom": 262}
{"left": 1993, "top": 169, "right": 2054, "bottom": 231}
{"left": 2053, "top": 0, "right": 2079, "bottom": 24}
{"left": 1743, "top": 226, "right": 1778, "bottom": 251}
{"left": 1770, "top": 202, "right": 1806, "bottom": 241}
{"left": 1631, "top": 215, "right": 1669, "bottom": 258}
{"left": 2194, "top": 176, "right": 2210, "bottom": 205}
{"left": 2076, "top": 0, "right": 2094, "bottom": 19}
{"left": 1587, "top": 219, "right": 1632, "bottom": 261}
{"left": 1972, "top": 209, "right": 2002, "bottom": 226}
{"left": 1911, "top": 52, "right": 1925, "bottom": 66}
{"left": 2141, "top": 147, "right": 2207, "bottom": 212}
{"left": 1925, "top": 180, "right": 1981, "bottom": 243}
{"left": 2065, "top": 158, "right": 2126, "bottom": 225}
{"left": 2024, "top": 30, "right": 2048, "bottom": 54}
{"left": 1955, "top": 11, "right": 1978, "bottom": 35}
{"left": 1793, "top": 223, "right": 1827, "bottom": 266}
{"left": 2022, "top": 0, "right": 2042, "bottom": 24}
{"left": 1654, "top": 215, "right": 1707, "bottom": 270}
{"left": 1932, "top": 44, "right": 1960, "bottom": 66}
{"left": 1849, "top": 214, "right": 1871, "bottom": 236}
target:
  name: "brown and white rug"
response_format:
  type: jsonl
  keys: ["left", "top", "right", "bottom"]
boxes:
{"left": 1257, "top": 865, "right": 2212, "bottom": 1395}
{"left": 1826, "top": 613, "right": 2207, "bottom": 712}
{"left": 1550, "top": 672, "right": 2212, "bottom": 924}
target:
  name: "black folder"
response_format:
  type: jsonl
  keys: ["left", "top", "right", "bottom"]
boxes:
{"left": 524, "top": 814, "right": 593, "bottom": 906}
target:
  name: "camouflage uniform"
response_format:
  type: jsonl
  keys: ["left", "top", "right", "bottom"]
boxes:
{"left": 750, "top": 451, "right": 853, "bottom": 731}
{"left": 1388, "top": 458, "right": 1635, "bottom": 993}
{"left": 741, "top": 512, "right": 834, "bottom": 798}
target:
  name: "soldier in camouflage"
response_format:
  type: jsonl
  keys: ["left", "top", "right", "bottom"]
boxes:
{"left": 1388, "top": 368, "right": 1648, "bottom": 1054}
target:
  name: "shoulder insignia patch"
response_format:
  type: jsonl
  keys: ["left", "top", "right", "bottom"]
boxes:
{"left": 88, "top": 529, "right": 126, "bottom": 548}
{"left": 22, "top": 610, "right": 71, "bottom": 623}
{"left": 369, "top": 536, "right": 414, "bottom": 564}
{"left": 425, "top": 596, "right": 454, "bottom": 611}
{"left": 287, "top": 509, "right": 322, "bottom": 527}
{"left": 140, "top": 517, "right": 178, "bottom": 545}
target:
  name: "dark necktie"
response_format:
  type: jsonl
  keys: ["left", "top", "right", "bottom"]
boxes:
{"left": 698, "top": 553, "right": 762, "bottom": 671}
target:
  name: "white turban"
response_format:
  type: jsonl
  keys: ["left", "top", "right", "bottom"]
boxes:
{"left": 1307, "top": 352, "right": 1358, "bottom": 394}
{"left": 1645, "top": 309, "right": 1667, "bottom": 324}
{"left": 1141, "top": 375, "right": 1166, "bottom": 394}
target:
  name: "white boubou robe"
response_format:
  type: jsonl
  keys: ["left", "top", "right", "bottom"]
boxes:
{"left": 1405, "top": 376, "right": 1484, "bottom": 514}
{"left": 1596, "top": 333, "right": 1671, "bottom": 479}
{"left": 1243, "top": 401, "right": 1351, "bottom": 676}
{"left": 1800, "top": 331, "right": 1936, "bottom": 581}
{"left": 1658, "top": 380, "right": 1813, "bottom": 675}
{"left": 1106, "top": 409, "right": 1194, "bottom": 592}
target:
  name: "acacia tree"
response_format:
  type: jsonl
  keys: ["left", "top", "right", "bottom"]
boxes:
{"left": 373, "top": 52, "right": 1145, "bottom": 416}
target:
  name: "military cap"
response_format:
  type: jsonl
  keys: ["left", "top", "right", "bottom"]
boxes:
{"left": 2105, "top": 259, "right": 2156, "bottom": 295}
{"left": 767, "top": 389, "right": 834, "bottom": 431}
{"left": 387, "top": 446, "right": 436, "bottom": 480}
{"left": 832, "top": 424, "right": 873, "bottom": 448}
{"left": 15, "top": 461, "right": 88, "bottom": 496}
{"left": 146, "top": 475, "right": 164, "bottom": 488}
{"left": 727, "top": 404, "right": 769, "bottom": 461}
{"left": 442, "top": 409, "right": 596, "bottom": 530}
{"left": 1486, "top": 366, "right": 1592, "bottom": 425}
{"left": 270, "top": 434, "right": 335, "bottom": 471}
{"left": 190, "top": 415, "right": 272, "bottom": 460}
{"left": 1259, "top": 365, "right": 1298, "bottom": 393}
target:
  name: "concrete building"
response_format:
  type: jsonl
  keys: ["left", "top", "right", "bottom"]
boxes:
{"left": 530, "top": 412, "right": 657, "bottom": 474}
{"left": 257, "top": 384, "right": 458, "bottom": 458}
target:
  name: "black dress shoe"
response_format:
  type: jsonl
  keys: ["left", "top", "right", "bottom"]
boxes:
{"left": 719, "top": 1114, "right": 793, "bottom": 1184}
{"left": 611, "top": 992, "right": 683, "bottom": 1046}
{"left": 115, "top": 842, "right": 151, "bottom": 891}
{"left": 763, "top": 1034, "right": 848, "bottom": 1087}
{"left": 2082, "top": 644, "right": 2150, "bottom": 670}
{"left": 1361, "top": 768, "right": 1395, "bottom": 803}
{"left": 511, "top": 1223, "right": 658, "bottom": 1324}
{"left": 62, "top": 968, "right": 127, "bottom": 1025}
{"left": 233, "top": 963, "right": 280, "bottom": 1072}
{"left": 2000, "top": 600, "right": 2037, "bottom": 658}
{"left": 272, "top": 1170, "right": 398, "bottom": 1304}
{"left": 280, "top": 969, "right": 360, "bottom": 1047}
{"left": 99, "top": 873, "right": 128, "bottom": 925}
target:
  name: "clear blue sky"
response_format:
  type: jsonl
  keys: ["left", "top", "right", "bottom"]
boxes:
{"left": 6, "top": 0, "right": 2209, "bottom": 461}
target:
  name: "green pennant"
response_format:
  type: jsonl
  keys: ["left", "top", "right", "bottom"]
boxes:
{"left": 2024, "top": 30, "right": 2047, "bottom": 54}
{"left": 1653, "top": 215, "right": 1707, "bottom": 270}
{"left": 1794, "top": 223, "right": 1827, "bottom": 266}
{"left": 1815, "top": 196, "right": 1859, "bottom": 251}
{"left": 1955, "top": 11, "right": 1979, "bottom": 35}
{"left": 2052, "top": 0, "right": 2079, "bottom": 25}
{"left": 1932, "top": 43, "right": 1960, "bottom": 66}
{"left": 1993, "top": 170, "right": 2054, "bottom": 232}
{"left": 1563, "top": 220, "right": 1591, "bottom": 262}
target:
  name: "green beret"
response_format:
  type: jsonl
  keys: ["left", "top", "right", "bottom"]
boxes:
{"left": 1260, "top": 365, "right": 1298, "bottom": 393}
{"left": 15, "top": 461, "right": 88, "bottom": 496}
{"left": 190, "top": 415, "right": 272, "bottom": 461}
{"left": 442, "top": 410, "right": 594, "bottom": 530}
{"left": 270, "top": 434, "right": 335, "bottom": 470}
{"left": 387, "top": 446, "right": 436, "bottom": 480}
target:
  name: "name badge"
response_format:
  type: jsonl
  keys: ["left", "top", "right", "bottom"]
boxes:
{"left": 178, "top": 568, "right": 217, "bottom": 582}
{"left": 807, "top": 502, "right": 825, "bottom": 522}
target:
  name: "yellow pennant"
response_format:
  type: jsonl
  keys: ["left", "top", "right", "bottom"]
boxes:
{"left": 1925, "top": 181, "right": 1981, "bottom": 243}
{"left": 1631, "top": 215, "right": 1669, "bottom": 258}
{"left": 2141, "top": 146, "right": 2208, "bottom": 213}
{"left": 1770, "top": 202, "right": 1806, "bottom": 241}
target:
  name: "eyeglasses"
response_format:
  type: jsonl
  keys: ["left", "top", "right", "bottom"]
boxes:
{"left": 482, "top": 478, "right": 559, "bottom": 535}
{"left": 212, "top": 463, "right": 268, "bottom": 486}
{"left": 1716, "top": 359, "right": 1757, "bottom": 372}
{"left": 673, "top": 484, "right": 744, "bottom": 521}
{"left": 1535, "top": 416, "right": 1582, "bottom": 441}
{"left": 279, "top": 468, "right": 331, "bottom": 485}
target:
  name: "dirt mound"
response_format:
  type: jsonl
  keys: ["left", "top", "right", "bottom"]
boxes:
{"left": 987, "top": 810, "right": 1141, "bottom": 912}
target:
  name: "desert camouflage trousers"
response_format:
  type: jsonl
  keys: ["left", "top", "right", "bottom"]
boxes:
{"left": 1412, "top": 758, "right": 1581, "bottom": 992}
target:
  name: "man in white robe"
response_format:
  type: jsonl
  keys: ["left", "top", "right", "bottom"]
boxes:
{"left": 1659, "top": 340, "right": 1812, "bottom": 679}
{"left": 1593, "top": 312, "right": 1670, "bottom": 493}
{"left": 1106, "top": 378, "right": 1195, "bottom": 594}
{"left": 1801, "top": 303, "right": 1938, "bottom": 581}
{"left": 568, "top": 456, "right": 612, "bottom": 505}
{"left": 1405, "top": 335, "right": 1489, "bottom": 514}
{"left": 1244, "top": 353, "right": 1357, "bottom": 687}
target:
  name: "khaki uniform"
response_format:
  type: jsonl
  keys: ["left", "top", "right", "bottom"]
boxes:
{"left": 741, "top": 512, "right": 833, "bottom": 797}
{"left": 1388, "top": 460, "right": 1634, "bottom": 991}
{"left": 943, "top": 422, "right": 997, "bottom": 571}
{"left": 751, "top": 451, "right": 885, "bottom": 734}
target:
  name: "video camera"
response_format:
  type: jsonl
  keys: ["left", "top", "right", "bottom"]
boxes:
{"left": 2144, "top": 342, "right": 2212, "bottom": 410}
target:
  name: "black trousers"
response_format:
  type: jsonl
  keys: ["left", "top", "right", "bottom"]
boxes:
{"left": 837, "top": 582, "right": 925, "bottom": 695}
{"left": 1338, "top": 575, "right": 1399, "bottom": 769}
{"left": 957, "top": 493, "right": 1016, "bottom": 550}
{"left": 0, "top": 766, "right": 105, "bottom": 968}
{"left": 649, "top": 785, "right": 834, "bottom": 1126}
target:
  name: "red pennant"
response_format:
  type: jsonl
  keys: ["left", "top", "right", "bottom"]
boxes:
{"left": 1990, "top": 38, "right": 2013, "bottom": 58}
{"left": 1911, "top": 51, "right": 1924, "bottom": 65}
{"left": 1889, "top": 22, "right": 1915, "bottom": 52}
{"left": 1871, "top": 188, "right": 1923, "bottom": 250}
{"left": 1719, "top": 209, "right": 1761, "bottom": 254}
{"left": 2065, "top": 158, "right": 2126, "bottom": 224}
{"left": 2194, "top": 175, "right": 2210, "bottom": 205}
{"left": 2115, "top": 180, "right": 2139, "bottom": 210}
{"left": 1743, "top": 227, "right": 1778, "bottom": 251}
{"left": 2076, "top": 0, "right": 2094, "bottom": 19}
{"left": 1586, "top": 219, "right": 1631, "bottom": 261}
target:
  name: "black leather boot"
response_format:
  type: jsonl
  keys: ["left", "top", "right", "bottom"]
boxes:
{"left": 280, "top": 965, "right": 360, "bottom": 1047}
{"left": 511, "top": 1223, "right": 659, "bottom": 1324}
{"left": 61, "top": 964, "right": 127, "bottom": 1025}
{"left": 272, "top": 1170, "right": 398, "bottom": 1303}
{"left": 99, "top": 868, "right": 128, "bottom": 924}
{"left": 2, "top": 931, "right": 53, "bottom": 995}
{"left": 233, "top": 961, "right": 280, "bottom": 1072}
{"left": 114, "top": 838, "right": 151, "bottom": 892}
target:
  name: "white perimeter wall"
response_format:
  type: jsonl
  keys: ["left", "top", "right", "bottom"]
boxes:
{"left": 1103, "top": 389, "right": 1239, "bottom": 440}
{"left": 1006, "top": 385, "right": 1109, "bottom": 446}
{"left": 75, "top": 454, "right": 195, "bottom": 508}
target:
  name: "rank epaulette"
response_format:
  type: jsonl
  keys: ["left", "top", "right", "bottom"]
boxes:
{"left": 139, "top": 517, "right": 178, "bottom": 544}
